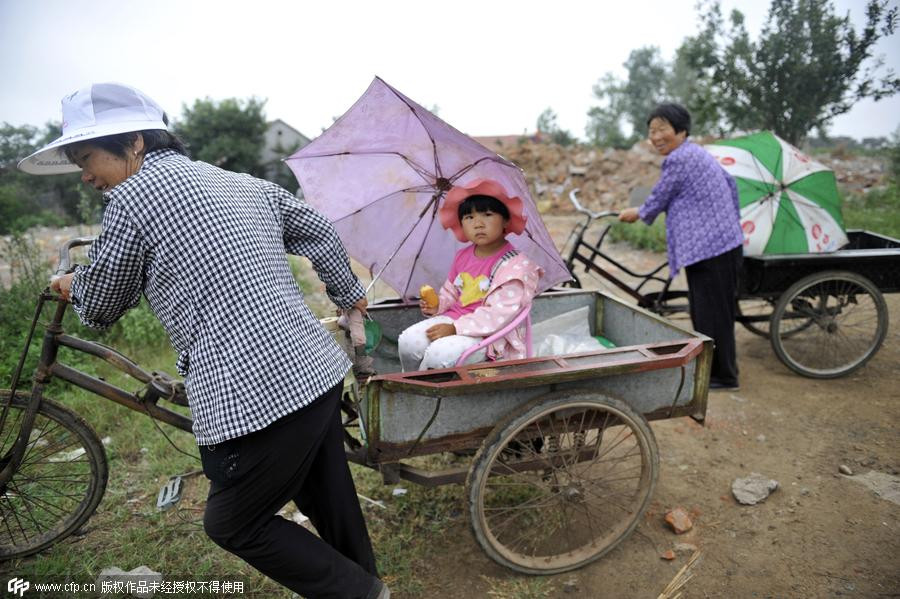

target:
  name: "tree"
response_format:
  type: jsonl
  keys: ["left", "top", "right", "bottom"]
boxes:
{"left": 0, "top": 123, "right": 85, "bottom": 233}
{"left": 174, "top": 97, "right": 268, "bottom": 176}
{"left": 688, "top": 0, "right": 900, "bottom": 145}
{"left": 536, "top": 108, "right": 576, "bottom": 146}
{"left": 586, "top": 48, "right": 668, "bottom": 147}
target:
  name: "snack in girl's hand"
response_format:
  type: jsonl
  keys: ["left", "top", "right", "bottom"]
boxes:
{"left": 419, "top": 285, "right": 439, "bottom": 309}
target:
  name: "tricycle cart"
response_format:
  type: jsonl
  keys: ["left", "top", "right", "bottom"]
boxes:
{"left": 343, "top": 288, "right": 711, "bottom": 574}
{"left": 562, "top": 190, "right": 900, "bottom": 379}
{"left": 1, "top": 239, "right": 711, "bottom": 577}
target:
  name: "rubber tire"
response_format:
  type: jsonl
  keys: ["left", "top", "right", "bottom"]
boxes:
{"left": 0, "top": 391, "right": 108, "bottom": 559}
{"left": 466, "top": 391, "right": 658, "bottom": 574}
{"left": 770, "top": 271, "right": 889, "bottom": 378}
{"left": 737, "top": 298, "right": 776, "bottom": 338}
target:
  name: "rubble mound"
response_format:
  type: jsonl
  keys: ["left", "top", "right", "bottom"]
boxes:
{"left": 497, "top": 141, "right": 888, "bottom": 214}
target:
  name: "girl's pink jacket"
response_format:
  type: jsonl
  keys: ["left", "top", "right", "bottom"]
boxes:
{"left": 436, "top": 253, "right": 543, "bottom": 360}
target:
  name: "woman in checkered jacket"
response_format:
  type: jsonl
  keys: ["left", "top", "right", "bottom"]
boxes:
{"left": 20, "top": 83, "right": 390, "bottom": 599}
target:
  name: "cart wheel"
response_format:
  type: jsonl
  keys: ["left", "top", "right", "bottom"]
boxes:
{"left": 466, "top": 391, "right": 658, "bottom": 574}
{"left": 770, "top": 271, "right": 889, "bottom": 378}
{"left": 737, "top": 298, "right": 776, "bottom": 337}
{"left": 0, "top": 390, "right": 109, "bottom": 559}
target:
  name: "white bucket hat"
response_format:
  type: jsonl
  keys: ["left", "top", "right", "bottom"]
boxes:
{"left": 18, "top": 82, "right": 168, "bottom": 175}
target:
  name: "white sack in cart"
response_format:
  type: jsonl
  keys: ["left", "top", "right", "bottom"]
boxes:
{"left": 532, "top": 306, "right": 605, "bottom": 357}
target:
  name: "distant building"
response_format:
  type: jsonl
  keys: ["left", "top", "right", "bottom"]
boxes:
{"left": 260, "top": 119, "right": 311, "bottom": 192}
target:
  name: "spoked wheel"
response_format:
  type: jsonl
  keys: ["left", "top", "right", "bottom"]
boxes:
{"left": 0, "top": 391, "right": 108, "bottom": 559}
{"left": 770, "top": 271, "right": 889, "bottom": 378}
{"left": 466, "top": 391, "right": 658, "bottom": 574}
{"left": 737, "top": 298, "right": 777, "bottom": 337}
{"left": 739, "top": 297, "right": 817, "bottom": 339}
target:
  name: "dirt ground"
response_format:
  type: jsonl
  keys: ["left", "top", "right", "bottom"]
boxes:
{"left": 413, "top": 215, "right": 900, "bottom": 598}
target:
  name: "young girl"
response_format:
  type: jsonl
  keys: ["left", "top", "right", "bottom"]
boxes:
{"left": 398, "top": 178, "right": 543, "bottom": 371}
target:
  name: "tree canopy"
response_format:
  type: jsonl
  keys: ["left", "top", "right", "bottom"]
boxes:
{"left": 173, "top": 97, "right": 268, "bottom": 176}
{"left": 536, "top": 108, "right": 576, "bottom": 146}
{"left": 0, "top": 123, "right": 87, "bottom": 233}
{"left": 684, "top": 0, "right": 898, "bottom": 144}
{"left": 586, "top": 0, "right": 899, "bottom": 147}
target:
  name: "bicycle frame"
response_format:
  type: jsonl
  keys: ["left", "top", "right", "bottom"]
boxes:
{"left": 0, "top": 291, "right": 192, "bottom": 490}
{"left": 560, "top": 190, "right": 688, "bottom": 316}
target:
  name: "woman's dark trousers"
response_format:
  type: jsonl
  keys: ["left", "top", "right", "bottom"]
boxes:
{"left": 201, "top": 381, "right": 377, "bottom": 598}
{"left": 685, "top": 244, "right": 742, "bottom": 386}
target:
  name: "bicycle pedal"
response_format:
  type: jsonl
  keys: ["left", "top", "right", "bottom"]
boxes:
{"left": 156, "top": 476, "right": 183, "bottom": 510}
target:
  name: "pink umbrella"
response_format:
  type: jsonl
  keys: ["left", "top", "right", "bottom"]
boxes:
{"left": 285, "top": 76, "right": 571, "bottom": 299}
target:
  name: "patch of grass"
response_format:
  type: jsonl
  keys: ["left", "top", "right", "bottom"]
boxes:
{"left": 349, "top": 453, "right": 469, "bottom": 595}
{"left": 606, "top": 213, "right": 667, "bottom": 253}
{"left": 482, "top": 574, "right": 556, "bottom": 598}
{"left": 841, "top": 184, "right": 900, "bottom": 239}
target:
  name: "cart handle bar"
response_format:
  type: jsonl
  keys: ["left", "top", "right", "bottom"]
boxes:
{"left": 569, "top": 188, "right": 618, "bottom": 221}
{"left": 55, "top": 236, "right": 97, "bottom": 277}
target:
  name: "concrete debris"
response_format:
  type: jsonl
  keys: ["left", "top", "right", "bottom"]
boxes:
{"left": 732, "top": 473, "right": 779, "bottom": 505}
{"left": 847, "top": 471, "right": 900, "bottom": 506}
{"left": 664, "top": 507, "right": 694, "bottom": 534}
{"left": 673, "top": 542, "right": 699, "bottom": 554}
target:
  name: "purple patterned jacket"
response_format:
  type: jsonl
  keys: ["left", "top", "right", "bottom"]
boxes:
{"left": 638, "top": 140, "right": 744, "bottom": 276}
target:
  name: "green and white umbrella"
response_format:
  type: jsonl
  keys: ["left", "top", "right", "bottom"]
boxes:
{"left": 705, "top": 131, "right": 848, "bottom": 255}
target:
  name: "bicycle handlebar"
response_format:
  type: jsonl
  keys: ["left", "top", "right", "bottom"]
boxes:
{"left": 55, "top": 236, "right": 97, "bottom": 277}
{"left": 568, "top": 189, "right": 618, "bottom": 220}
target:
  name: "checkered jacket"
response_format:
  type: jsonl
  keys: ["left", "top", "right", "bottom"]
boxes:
{"left": 70, "top": 149, "right": 364, "bottom": 445}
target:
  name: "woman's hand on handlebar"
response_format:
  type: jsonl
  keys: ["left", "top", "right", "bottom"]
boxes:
{"left": 51, "top": 273, "right": 75, "bottom": 301}
{"left": 618, "top": 207, "right": 641, "bottom": 223}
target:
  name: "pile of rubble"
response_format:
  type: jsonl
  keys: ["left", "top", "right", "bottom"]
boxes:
{"left": 498, "top": 141, "right": 662, "bottom": 214}
{"left": 497, "top": 140, "right": 889, "bottom": 214}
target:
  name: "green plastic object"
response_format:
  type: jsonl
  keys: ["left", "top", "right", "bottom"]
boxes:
{"left": 594, "top": 335, "right": 616, "bottom": 349}
{"left": 364, "top": 319, "right": 382, "bottom": 355}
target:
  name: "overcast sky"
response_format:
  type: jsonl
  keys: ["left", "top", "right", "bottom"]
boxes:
{"left": 2, "top": 0, "right": 898, "bottom": 144}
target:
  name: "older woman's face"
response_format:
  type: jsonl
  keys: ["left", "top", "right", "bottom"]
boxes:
{"left": 71, "top": 145, "right": 132, "bottom": 192}
{"left": 72, "top": 143, "right": 143, "bottom": 191}
{"left": 648, "top": 117, "right": 686, "bottom": 156}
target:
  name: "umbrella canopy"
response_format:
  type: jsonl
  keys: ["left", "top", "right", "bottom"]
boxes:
{"left": 705, "top": 131, "right": 848, "bottom": 255}
{"left": 285, "top": 77, "right": 571, "bottom": 299}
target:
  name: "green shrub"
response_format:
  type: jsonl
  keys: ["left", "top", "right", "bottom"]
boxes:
{"left": 0, "top": 237, "right": 48, "bottom": 385}
{"left": 606, "top": 213, "right": 668, "bottom": 253}
{"left": 109, "top": 299, "right": 170, "bottom": 349}
{"left": 842, "top": 184, "right": 900, "bottom": 239}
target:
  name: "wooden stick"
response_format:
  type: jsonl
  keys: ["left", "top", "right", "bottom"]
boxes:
{"left": 657, "top": 550, "right": 702, "bottom": 599}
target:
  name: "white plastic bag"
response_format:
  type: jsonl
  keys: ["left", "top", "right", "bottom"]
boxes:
{"left": 532, "top": 306, "right": 605, "bottom": 357}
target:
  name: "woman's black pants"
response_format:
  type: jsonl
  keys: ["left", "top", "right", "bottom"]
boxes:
{"left": 685, "top": 245, "right": 742, "bottom": 386}
{"left": 201, "top": 381, "right": 378, "bottom": 599}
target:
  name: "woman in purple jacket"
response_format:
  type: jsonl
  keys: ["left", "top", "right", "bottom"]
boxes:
{"left": 619, "top": 103, "right": 743, "bottom": 390}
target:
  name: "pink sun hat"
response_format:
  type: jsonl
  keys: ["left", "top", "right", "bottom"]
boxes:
{"left": 439, "top": 178, "right": 527, "bottom": 242}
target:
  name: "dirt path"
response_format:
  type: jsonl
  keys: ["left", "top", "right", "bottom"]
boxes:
{"left": 417, "top": 215, "right": 900, "bottom": 598}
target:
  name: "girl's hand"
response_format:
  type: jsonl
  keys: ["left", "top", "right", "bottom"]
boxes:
{"left": 425, "top": 323, "right": 455, "bottom": 341}
{"left": 420, "top": 299, "right": 437, "bottom": 316}
{"left": 618, "top": 207, "right": 640, "bottom": 223}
